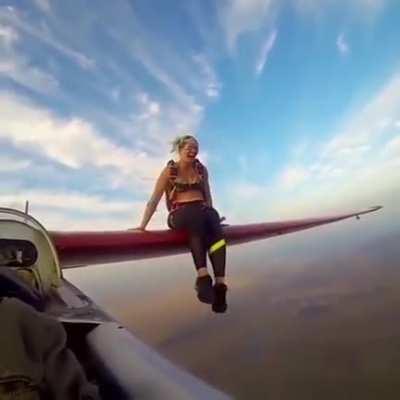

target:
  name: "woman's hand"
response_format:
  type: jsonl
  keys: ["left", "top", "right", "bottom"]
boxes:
{"left": 127, "top": 226, "right": 146, "bottom": 231}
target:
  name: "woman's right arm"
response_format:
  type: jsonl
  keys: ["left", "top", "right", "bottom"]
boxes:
{"left": 137, "top": 167, "right": 169, "bottom": 230}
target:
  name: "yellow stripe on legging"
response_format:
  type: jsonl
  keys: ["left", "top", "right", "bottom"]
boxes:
{"left": 209, "top": 239, "right": 226, "bottom": 254}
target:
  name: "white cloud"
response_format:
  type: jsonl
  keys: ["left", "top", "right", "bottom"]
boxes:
{"left": 231, "top": 181, "right": 265, "bottom": 200}
{"left": 0, "top": 155, "right": 30, "bottom": 172}
{"left": 33, "top": 0, "right": 51, "bottom": 14}
{"left": 218, "top": 0, "right": 379, "bottom": 55}
{"left": 106, "top": 15, "right": 219, "bottom": 108}
{"left": 255, "top": 29, "right": 277, "bottom": 75}
{"left": 285, "top": 72, "right": 400, "bottom": 192}
{"left": 377, "top": 117, "right": 392, "bottom": 129}
{"left": 123, "top": 92, "right": 204, "bottom": 160}
{"left": 279, "top": 166, "right": 310, "bottom": 190}
{"left": 385, "top": 136, "right": 400, "bottom": 156}
{"left": 0, "top": 7, "right": 95, "bottom": 70}
{"left": 309, "top": 163, "right": 344, "bottom": 180}
{"left": 331, "top": 144, "right": 371, "bottom": 162}
{"left": 224, "top": 181, "right": 267, "bottom": 222}
{"left": 0, "top": 22, "right": 18, "bottom": 47}
{"left": 135, "top": 93, "right": 161, "bottom": 120}
{"left": 148, "top": 102, "right": 160, "bottom": 115}
{"left": 0, "top": 92, "right": 165, "bottom": 191}
{"left": 140, "top": 57, "right": 190, "bottom": 104}
{"left": 120, "top": 13, "right": 220, "bottom": 106}
{"left": 110, "top": 29, "right": 195, "bottom": 107}
{"left": 323, "top": 74, "right": 400, "bottom": 158}
{"left": 218, "top": 0, "right": 275, "bottom": 51}
{"left": 336, "top": 33, "right": 350, "bottom": 55}
{"left": 0, "top": 87, "right": 201, "bottom": 225}
{"left": 224, "top": 70, "right": 400, "bottom": 223}
{"left": 0, "top": 58, "right": 59, "bottom": 94}
{"left": 0, "top": 189, "right": 146, "bottom": 230}
{"left": 0, "top": 21, "right": 59, "bottom": 94}
{"left": 294, "top": 0, "right": 386, "bottom": 18}
{"left": 0, "top": 185, "right": 173, "bottom": 230}
{"left": 33, "top": 211, "right": 133, "bottom": 231}
{"left": 192, "top": 54, "right": 222, "bottom": 98}
{"left": 273, "top": 72, "right": 400, "bottom": 214}
{"left": 0, "top": 190, "right": 133, "bottom": 214}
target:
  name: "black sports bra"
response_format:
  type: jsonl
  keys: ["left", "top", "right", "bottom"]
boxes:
{"left": 174, "top": 180, "right": 203, "bottom": 193}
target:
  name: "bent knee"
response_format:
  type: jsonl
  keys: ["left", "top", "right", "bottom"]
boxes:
{"left": 205, "top": 207, "right": 222, "bottom": 226}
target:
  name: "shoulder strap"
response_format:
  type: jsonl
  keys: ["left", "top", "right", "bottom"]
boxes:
{"left": 167, "top": 159, "right": 178, "bottom": 181}
{"left": 165, "top": 160, "right": 178, "bottom": 212}
{"left": 193, "top": 159, "right": 204, "bottom": 180}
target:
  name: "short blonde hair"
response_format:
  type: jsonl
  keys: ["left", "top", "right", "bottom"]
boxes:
{"left": 170, "top": 134, "right": 197, "bottom": 153}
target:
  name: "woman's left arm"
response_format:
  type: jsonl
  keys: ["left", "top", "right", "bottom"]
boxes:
{"left": 203, "top": 167, "right": 213, "bottom": 208}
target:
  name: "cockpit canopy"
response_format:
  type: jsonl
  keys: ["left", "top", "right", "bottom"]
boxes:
{"left": 0, "top": 207, "right": 61, "bottom": 296}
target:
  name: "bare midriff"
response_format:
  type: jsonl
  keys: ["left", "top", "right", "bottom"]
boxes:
{"left": 174, "top": 190, "right": 204, "bottom": 204}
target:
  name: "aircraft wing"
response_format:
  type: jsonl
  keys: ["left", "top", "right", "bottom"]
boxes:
{"left": 50, "top": 206, "right": 382, "bottom": 269}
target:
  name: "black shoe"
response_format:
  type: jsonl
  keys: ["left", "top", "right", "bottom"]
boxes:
{"left": 195, "top": 275, "right": 214, "bottom": 304}
{"left": 212, "top": 283, "right": 228, "bottom": 313}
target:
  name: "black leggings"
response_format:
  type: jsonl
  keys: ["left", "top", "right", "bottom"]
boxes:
{"left": 168, "top": 202, "right": 226, "bottom": 277}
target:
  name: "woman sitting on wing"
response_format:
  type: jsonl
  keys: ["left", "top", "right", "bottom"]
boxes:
{"left": 136, "top": 134, "right": 227, "bottom": 313}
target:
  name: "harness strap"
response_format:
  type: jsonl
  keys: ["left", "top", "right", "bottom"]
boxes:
{"left": 167, "top": 160, "right": 178, "bottom": 181}
{"left": 166, "top": 159, "right": 205, "bottom": 212}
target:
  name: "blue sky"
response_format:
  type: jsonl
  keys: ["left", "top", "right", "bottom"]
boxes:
{"left": 0, "top": 0, "right": 399, "bottom": 230}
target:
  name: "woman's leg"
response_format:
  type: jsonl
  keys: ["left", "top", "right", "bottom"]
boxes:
{"left": 203, "top": 206, "right": 228, "bottom": 313}
{"left": 169, "top": 205, "right": 209, "bottom": 277}
{"left": 175, "top": 204, "right": 215, "bottom": 303}
{"left": 204, "top": 207, "right": 226, "bottom": 283}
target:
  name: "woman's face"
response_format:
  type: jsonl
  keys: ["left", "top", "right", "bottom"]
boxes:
{"left": 179, "top": 138, "right": 199, "bottom": 162}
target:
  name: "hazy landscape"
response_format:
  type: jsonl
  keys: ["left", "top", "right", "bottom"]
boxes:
{"left": 66, "top": 208, "right": 400, "bottom": 399}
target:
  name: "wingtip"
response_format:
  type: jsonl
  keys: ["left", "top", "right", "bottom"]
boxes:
{"left": 355, "top": 205, "right": 383, "bottom": 219}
